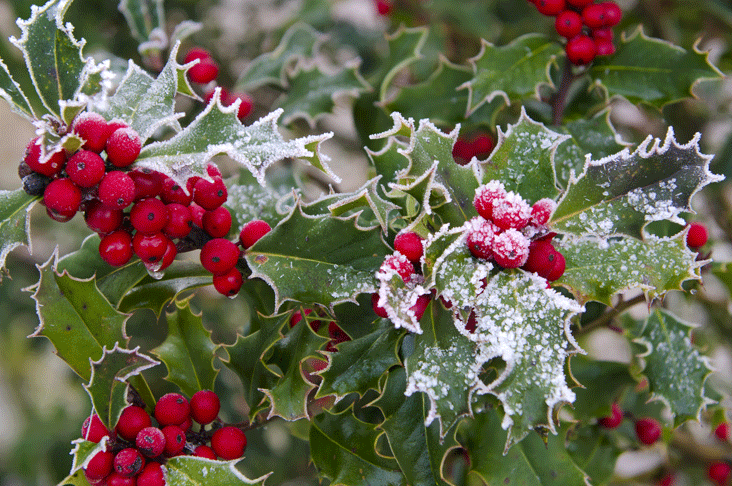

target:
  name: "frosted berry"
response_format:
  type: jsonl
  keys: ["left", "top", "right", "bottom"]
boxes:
{"left": 635, "top": 417, "right": 662, "bottom": 445}
{"left": 410, "top": 294, "right": 431, "bottom": 322}
{"left": 491, "top": 192, "right": 531, "bottom": 230}
{"left": 200, "top": 238, "right": 241, "bottom": 275}
{"left": 211, "top": 426, "right": 247, "bottom": 460}
{"left": 598, "top": 402, "right": 623, "bottom": 428}
{"left": 239, "top": 219, "right": 272, "bottom": 248}
{"left": 380, "top": 252, "right": 416, "bottom": 283}
{"left": 193, "top": 444, "right": 217, "bottom": 459}
{"left": 492, "top": 229, "right": 530, "bottom": 268}
{"left": 555, "top": 10, "right": 583, "bottom": 39}
{"left": 202, "top": 206, "right": 232, "bottom": 238}
{"left": 133, "top": 232, "right": 170, "bottom": 264}
{"left": 155, "top": 393, "right": 190, "bottom": 426}
{"left": 161, "top": 177, "right": 193, "bottom": 206}
{"left": 686, "top": 222, "right": 708, "bottom": 249}
{"left": 394, "top": 231, "right": 424, "bottom": 263}
{"left": 24, "top": 138, "right": 66, "bottom": 177}
{"left": 601, "top": 1, "right": 622, "bottom": 26}
{"left": 229, "top": 92, "right": 254, "bottom": 120}
{"left": 136, "top": 426, "right": 166, "bottom": 458}
{"left": 474, "top": 180, "right": 507, "bottom": 221}
{"left": 535, "top": 0, "right": 565, "bottom": 16}
{"left": 530, "top": 198, "right": 556, "bottom": 226}
{"left": 116, "top": 405, "right": 152, "bottom": 441}
{"left": 372, "top": 292, "right": 388, "bottom": 318}
{"left": 522, "top": 239, "right": 565, "bottom": 281}
{"left": 82, "top": 413, "right": 110, "bottom": 443}
{"left": 99, "top": 230, "right": 134, "bottom": 266}
{"left": 708, "top": 461, "right": 732, "bottom": 486}
{"left": 715, "top": 422, "right": 730, "bottom": 442}
{"left": 99, "top": 171, "right": 136, "bottom": 210}
{"left": 136, "top": 462, "right": 165, "bottom": 486}
{"left": 44, "top": 178, "right": 82, "bottom": 220}
{"left": 163, "top": 203, "right": 192, "bottom": 239}
{"left": 582, "top": 4, "right": 607, "bottom": 29}
{"left": 161, "top": 424, "right": 187, "bottom": 456}
{"left": 190, "top": 390, "right": 221, "bottom": 425}
{"left": 73, "top": 112, "right": 110, "bottom": 153}
{"left": 188, "top": 58, "right": 219, "bottom": 84}
{"left": 85, "top": 450, "right": 114, "bottom": 480}
{"left": 213, "top": 267, "right": 243, "bottom": 296}
{"left": 467, "top": 217, "right": 497, "bottom": 260}
{"left": 106, "top": 127, "right": 142, "bottom": 168}
{"left": 193, "top": 176, "right": 228, "bottom": 210}
{"left": 67, "top": 150, "right": 106, "bottom": 188}
{"left": 129, "top": 169, "right": 163, "bottom": 200}
{"left": 566, "top": 34, "right": 597, "bottom": 65}
{"left": 114, "top": 448, "right": 145, "bottom": 477}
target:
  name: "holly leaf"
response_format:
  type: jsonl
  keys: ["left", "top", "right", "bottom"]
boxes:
{"left": 10, "top": 0, "right": 107, "bottom": 117}
{"left": 569, "top": 355, "right": 634, "bottom": 421}
{"left": 366, "top": 137, "right": 411, "bottom": 190}
{"left": 118, "top": 0, "right": 167, "bottom": 52}
{"left": 481, "top": 108, "right": 566, "bottom": 203}
{"left": 370, "top": 367, "right": 457, "bottom": 486}
{"left": 459, "top": 34, "right": 562, "bottom": 116}
{"left": 0, "top": 58, "right": 35, "bottom": 120}
{"left": 0, "top": 189, "right": 37, "bottom": 278}
{"left": 628, "top": 309, "right": 715, "bottom": 426}
{"left": 227, "top": 181, "right": 293, "bottom": 230}
{"left": 84, "top": 343, "right": 160, "bottom": 431}
{"left": 590, "top": 27, "right": 724, "bottom": 108}
{"left": 566, "top": 424, "right": 622, "bottom": 486}
{"left": 551, "top": 128, "right": 723, "bottom": 240}
{"left": 310, "top": 407, "right": 404, "bottom": 486}
{"left": 60, "top": 438, "right": 108, "bottom": 486}
{"left": 557, "top": 233, "right": 703, "bottom": 305}
{"left": 278, "top": 62, "right": 370, "bottom": 128}
{"left": 97, "top": 42, "right": 194, "bottom": 143}
{"left": 378, "top": 25, "right": 429, "bottom": 103}
{"left": 244, "top": 204, "right": 388, "bottom": 312}
{"left": 236, "top": 22, "right": 326, "bottom": 91}
{"left": 166, "top": 456, "right": 270, "bottom": 485}
{"left": 260, "top": 317, "right": 330, "bottom": 421}
{"left": 135, "top": 98, "right": 336, "bottom": 188}
{"left": 464, "top": 409, "right": 590, "bottom": 486}
{"left": 151, "top": 298, "right": 219, "bottom": 397}
{"left": 316, "top": 318, "right": 403, "bottom": 401}
{"left": 27, "top": 250, "right": 130, "bottom": 381}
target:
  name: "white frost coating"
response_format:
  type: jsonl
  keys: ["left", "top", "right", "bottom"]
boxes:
{"left": 376, "top": 259, "right": 428, "bottom": 334}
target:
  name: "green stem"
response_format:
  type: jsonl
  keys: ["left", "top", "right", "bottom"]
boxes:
{"left": 574, "top": 293, "right": 648, "bottom": 336}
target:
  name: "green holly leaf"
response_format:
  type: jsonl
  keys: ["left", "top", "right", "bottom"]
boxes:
{"left": 166, "top": 456, "right": 270, "bottom": 485}
{"left": 569, "top": 355, "right": 634, "bottom": 421}
{"left": 551, "top": 128, "right": 723, "bottom": 240}
{"left": 10, "top": 0, "right": 107, "bottom": 117}
{"left": 221, "top": 314, "right": 284, "bottom": 419}
{"left": 366, "top": 137, "right": 411, "bottom": 190}
{"left": 590, "top": 27, "right": 724, "bottom": 108}
{"left": 236, "top": 22, "right": 326, "bottom": 91}
{"left": 310, "top": 407, "right": 404, "bottom": 485}
{"left": 0, "top": 58, "right": 35, "bottom": 120}
{"left": 627, "top": 309, "right": 715, "bottom": 426}
{"left": 0, "top": 189, "right": 37, "bottom": 278}
{"left": 97, "top": 43, "right": 194, "bottom": 143}
{"left": 136, "top": 98, "right": 336, "bottom": 188}
{"left": 27, "top": 250, "right": 130, "bottom": 381}
{"left": 60, "top": 438, "right": 107, "bottom": 486}
{"left": 245, "top": 204, "right": 387, "bottom": 312}
{"left": 118, "top": 0, "right": 166, "bottom": 51}
{"left": 227, "top": 181, "right": 293, "bottom": 231}
{"left": 378, "top": 25, "right": 429, "bottom": 103}
{"left": 261, "top": 317, "right": 330, "bottom": 421}
{"left": 460, "top": 34, "right": 562, "bottom": 116}
{"left": 566, "top": 424, "right": 622, "bottom": 486}
{"left": 316, "top": 318, "right": 403, "bottom": 401}
{"left": 151, "top": 298, "right": 219, "bottom": 397}
{"left": 557, "top": 233, "right": 703, "bottom": 305}
{"left": 84, "top": 343, "right": 160, "bottom": 431}
{"left": 482, "top": 108, "right": 566, "bottom": 203}
{"left": 370, "top": 367, "right": 458, "bottom": 486}
{"left": 464, "top": 409, "right": 590, "bottom": 486}
{"left": 278, "top": 62, "right": 370, "bottom": 128}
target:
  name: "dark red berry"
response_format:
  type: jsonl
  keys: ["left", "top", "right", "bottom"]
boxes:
{"left": 114, "top": 448, "right": 145, "bottom": 477}
{"left": 394, "top": 232, "right": 424, "bottom": 263}
{"left": 161, "top": 424, "right": 187, "bottom": 456}
{"left": 657, "top": 473, "right": 675, "bottom": 486}
{"left": 211, "top": 426, "right": 247, "bottom": 460}
{"left": 212, "top": 267, "right": 243, "bottom": 296}
{"left": 592, "top": 27, "right": 614, "bottom": 41}
{"left": 129, "top": 169, "right": 163, "bottom": 200}
{"left": 582, "top": 4, "right": 607, "bottom": 29}
{"left": 201, "top": 238, "right": 241, "bottom": 275}
{"left": 523, "top": 239, "right": 565, "bottom": 281}
{"left": 99, "top": 171, "right": 136, "bottom": 210}
{"left": 193, "top": 444, "right": 217, "bottom": 459}
{"left": 686, "top": 222, "right": 708, "bottom": 249}
{"left": 555, "top": 10, "right": 583, "bottom": 39}
{"left": 43, "top": 178, "right": 82, "bottom": 220}
{"left": 24, "top": 137, "right": 66, "bottom": 176}
{"left": 566, "top": 0, "right": 593, "bottom": 7}
{"left": 99, "top": 230, "right": 134, "bottom": 266}
{"left": 73, "top": 112, "right": 111, "bottom": 153}
{"left": 190, "top": 390, "right": 221, "bottom": 425}
{"left": 601, "top": 1, "right": 622, "bottom": 26}
{"left": 84, "top": 450, "right": 114, "bottom": 480}
{"left": 635, "top": 417, "right": 662, "bottom": 445}
{"left": 161, "top": 177, "right": 193, "bottom": 205}
{"left": 82, "top": 414, "right": 110, "bottom": 443}
{"left": 376, "top": 0, "right": 392, "bottom": 16}
{"left": 193, "top": 176, "right": 228, "bottom": 210}
{"left": 229, "top": 92, "right": 253, "bottom": 120}
{"left": 132, "top": 232, "right": 170, "bottom": 264}
{"left": 372, "top": 293, "right": 388, "bottom": 318}
{"left": 107, "top": 472, "right": 137, "bottom": 486}
{"left": 188, "top": 58, "right": 219, "bottom": 84}
{"left": 136, "top": 462, "right": 165, "bottom": 486}
{"left": 715, "top": 422, "right": 730, "bottom": 442}
{"left": 136, "top": 426, "right": 166, "bottom": 458}
{"left": 130, "top": 198, "right": 170, "bottom": 235}
{"left": 535, "top": 0, "right": 565, "bottom": 16}
{"left": 163, "top": 203, "right": 192, "bottom": 239}
{"left": 154, "top": 393, "right": 190, "bottom": 426}
{"left": 67, "top": 150, "right": 106, "bottom": 188}
{"left": 239, "top": 219, "right": 272, "bottom": 248}
{"left": 566, "top": 34, "right": 597, "bottom": 65}
{"left": 106, "top": 127, "right": 142, "bottom": 168}
{"left": 155, "top": 238, "right": 178, "bottom": 272}
{"left": 189, "top": 202, "right": 205, "bottom": 228}
{"left": 598, "top": 402, "right": 623, "bottom": 428}
{"left": 202, "top": 206, "right": 232, "bottom": 238}
{"left": 116, "top": 405, "right": 152, "bottom": 441}
{"left": 708, "top": 461, "right": 732, "bottom": 486}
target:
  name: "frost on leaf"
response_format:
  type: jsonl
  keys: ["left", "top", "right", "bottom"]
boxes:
{"left": 551, "top": 128, "right": 723, "bottom": 240}
{"left": 0, "top": 189, "right": 37, "bottom": 278}
{"left": 61, "top": 438, "right": 108, "bottom": 485}
{"left": 118, "top": 0, "right": 167, "bottom": 52}
{"left": 0, "top": 58, "right": 35, "bottom": 120}
{"left": 136, "top": 93, "right": 335, "bottom": 189}
{"left": 376, "top": 253, "right": 429, "bottom": 335}
{"left": 628, "top": 309, "right": 715, "bottom": 427}
{"left": 166, "top": 456, "right": 271, "bottom": 485}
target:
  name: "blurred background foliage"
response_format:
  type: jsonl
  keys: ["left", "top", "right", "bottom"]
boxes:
{"left": 1, "top": 0, "right": 732, "bottom": 484}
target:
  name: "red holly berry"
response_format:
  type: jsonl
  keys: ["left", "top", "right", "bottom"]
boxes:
{"left": 376, "top": 0, "right": 392, "bottom": 16}
{"left": 154, "top": 393, "right": 190, "bottom": 426}
{"left": 601, "top": 1, "right": 622, "bottom": 26}
{"left": 581, "top": 3, "right": 607, "bottom": 29}
{"left": 84, "top": 450, "right": 115, "bottom": 481}
{"left": 43, "top": 178, "right": 82, "bottom": 221}
{"left": 161, "top": 177, "right": 193, "bottom": 206}
{"left": 189, "top": 202, "right": 205, "bottom": 228}
{"left": 212, "top": 267, "right": 243, "bottom": 296}
{"left": 73, "top": 112, "right": 111, "bottom": 153}
{"left": 595, "top": 39, "right": 616, "bottom": 56}
{"left": 99, "top": 171, "right": 136, "bottom": 210}
{"left": 107, "top": 472, "right": 137, "bottom": 486}
{"left": 202, "top": 206, "right": 232, "bottom": 238}
{"left": 193, "top": 176, "right": 228, "bottom": 210}
{"left": 474, "top": 180, "right": 507, "bottom": 222}
{"left": 200, "top": 238, "right": 241, "bottom": 275}
{"left": 555, "top": 10, "right": 583, "bottom": 38}
{"left": 530, "top": 198, "right": 557, "bottom": 226}
{"left": 114, "top": 448, "right": 145, "bottom": 477}
{"left": 709, "top": 461, "right": 732, "bottom": 486}
{"left": 492, "top": 192, "right": 532, "bottom": 230}
{"left": 635, "top": 417, "right": 662, "bottom": 445}
{"left": 467, "top": 217, "right": 498, "bottom": 260}
{"left": 715, "top": 422, "right": 730, "bottom": 442}
{"left": 380, "top": 252, "right": 416, "bottom": 283}
{"left": 136, "top": 426, "right": 166, "bottom": 458}
{"left": 239, "top": 219, "right": 272, "bottom": 248}
{"left": 535, "top": 0, "right": 565, "bottom": 16}
{"left": 657, "top": 473, "right": 675, "bottom": 486}
{"left": 492, "top": 229, "right": 531, "bottom": 268}
{"left": 592, "top": 27, "right": 614, "bottom": 41}
{"left": 544, "top": 249, "right": 566, "bottom": 281}
{"left": 566, "top": 34, "right": 597, "bottom": 65}
{"left": 686, "top": 222, "right": 708, "bottom": 249}
{"left": 190, "top": 390, "right": 221, "bottom": 425}
{"left": 65, "top": 150, "right": 104, "bottom": 188}
{"left": 163, "top": 203, "right": 193, "bottom": 239}
{"left": 24, "top": 138, "right": 66, "bottom": 177}
{"left": 566, "top": 0, "right": 593, "bottom": 7}
{"left": 136, "top": 462, "right": 165, "bottom": 486}
{"left": 153, "top": 239, "right": 177, "bottom": 271}
{"left": 184, "top": 47, "right": 211, "bottom": 64}
{"left": 229, "top": 92, "right": 254, "bottom": 120}
{"left": 598, "top": 402, "right": 623, "bottom": 428}
{"left": 82, "top": 414, "right": 110, "bottom": 443}
{"left": 394, "top": 231, "right": 424, "bottom": 263}
{"left": 99, "top": 230, "right": 134, "bottom": 266}
{"left": 106, "top": 127, "right": 142, "bottom": 168}
{"left": 116, "top": 405, "right": 152, "bottom": 441}
{"left": 188, "top": 58, "right": 219, "bottom": 84}
{"left": 129, "top": 169, "right": 163, "bottom": 200}
{"left": 161, "top": 424, "right": 187, "bottom": 456}
{"left": 193, "top": 444, "right": 218, "bottom": 459}
{"left": 211, "top": 426, "right": 247, "bottom": 460}
{"left": 132, "top": 232, "right": 170, "bottom": 265}
{"left": 131, "top": 198, "right": 170, "bottom": 235}
{"left": 372, "top": 292, "right": 388, "bottom": 318}
{"left": 522, "top": 239, "right": 565, "bottom": 281}
{"left": 410, "top": 294, "right": 431, "bottom": 322}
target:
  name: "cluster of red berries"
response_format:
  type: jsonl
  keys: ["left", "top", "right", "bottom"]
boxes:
{"left": 528, "top": 0, "right": 622, "bottom": 65}
{"left": 183, "top": 48, "right": 253, "bottom": 122}
{"left": 468, "top": 180, "right": 566, "bottom": 281}
{"left": 655, "top": 422, "right": 731, "bottom": 486}
{"left": 289, "top": 308, "right": 352, "bottom": 352}
{"left": 452, "top": 132, "right": 495, "bottom": 165}
{"left": 81, "top": 390, "right": 246, "bottom": 485}
{"left": 598, "top": 402, "right": 663, "bottom": 446}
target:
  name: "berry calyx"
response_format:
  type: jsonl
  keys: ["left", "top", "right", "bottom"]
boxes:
{"left": 211, "top": 426, "right": 247, "bottom": 460}
{"left": 598, "top": 402, "right": 623, "bottom": 428}
{"left": 394, "top": 231, "right": 424, "bottom": 263}
{"left": 154, "top": 393, "right": 190, "bottom": 426}
{"left": 635, "top": 417, "right": 662, "bottom": 445}
{"left": 190, "top": 389, "right": 221, "bottom": 425}
{"left": 239, "top": 219, "right": 272, "bottom": 248}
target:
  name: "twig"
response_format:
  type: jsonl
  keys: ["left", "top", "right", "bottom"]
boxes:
{"left": 575, "top": 293, "right": 648, "bottom": 336}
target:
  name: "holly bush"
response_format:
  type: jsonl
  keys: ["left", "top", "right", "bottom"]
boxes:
{"left": 1, "top": 0, "right": 732, "bottom": 485}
